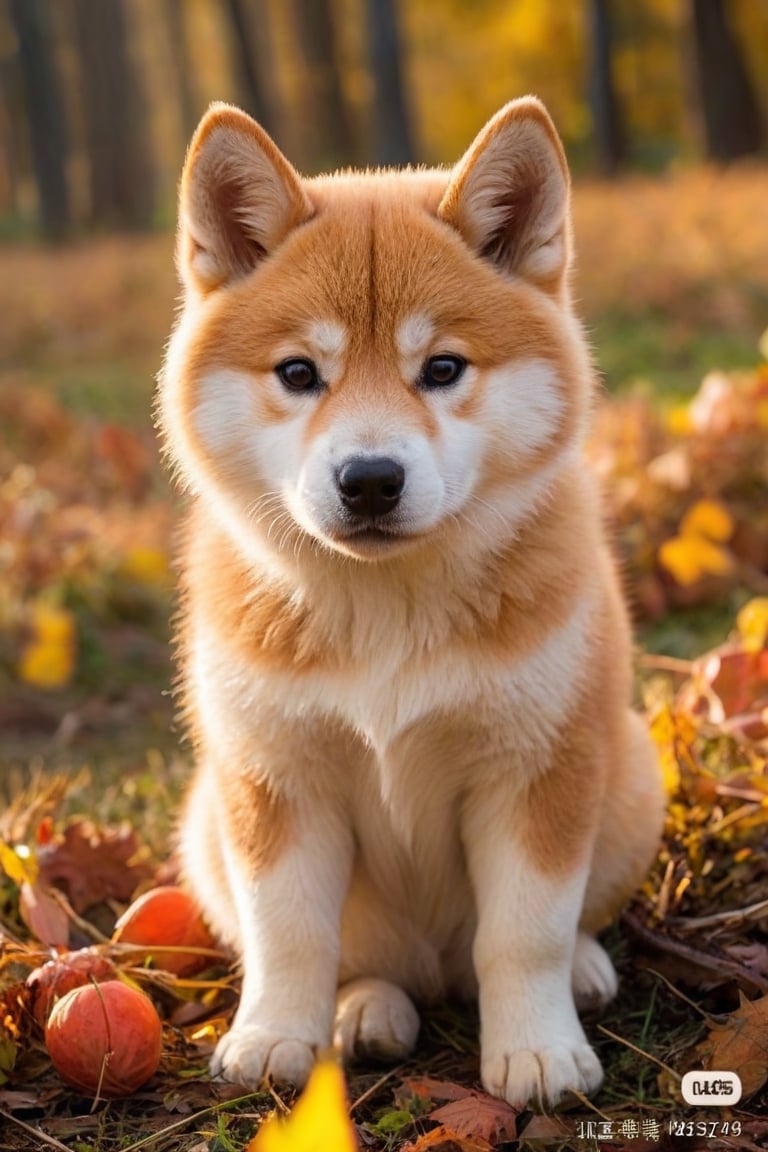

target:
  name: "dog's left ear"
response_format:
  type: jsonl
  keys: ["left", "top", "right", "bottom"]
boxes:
{"left": 438, "top": 98, "right": 570, "bottom": 288}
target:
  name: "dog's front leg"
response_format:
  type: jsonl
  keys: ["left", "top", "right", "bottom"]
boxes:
{"left": 209, "top": 772, "right": 354, "bottom": 1090}
{"left": 462, "top": 776, "right": 603, "bottom": 1109}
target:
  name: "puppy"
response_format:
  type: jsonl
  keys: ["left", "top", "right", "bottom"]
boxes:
{"left": 157, "top": 97, "right": 664, "bottom": 1109}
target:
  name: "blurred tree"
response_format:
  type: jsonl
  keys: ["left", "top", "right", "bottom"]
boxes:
{"left": 292, "top": 0, "right": 358, "bottom": 170}
{"left": 8, "top": 0, "right": 70, "bottom": 237}
{"left": 223, "top": 0, "right": 275, "bottom": 131}
{"left": 163, "top": 0, "right": 201, "bottom": 141}
{"left": 72, "top": 0, "right": 157, "bottom": 229}
{"left": 364, "top": 0, "right": 415, "bottom": 165}
{"left": 586, "top": 0, "right": 626, "bottom": 174}
{"left": 690, "top": 0, "right": 764, "bottom": 161}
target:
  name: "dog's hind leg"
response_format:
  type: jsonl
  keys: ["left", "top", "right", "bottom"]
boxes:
{"left": 334, "top": 978, "right": 420, "bottom": 1061}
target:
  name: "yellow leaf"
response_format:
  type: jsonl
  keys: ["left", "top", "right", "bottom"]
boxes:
{"left": 17, "top": 638, "right": 75, "bottom": 689}
{"left": 737, "top": 597, "right": 768, "bottom": 652}
{"left": 248, "top": 1059, "right": 357, "bottom": 1152}
{"left": 30, "top": 605, "right": 75, "bottom": 645}
{"left": 649, "top": 707, "right": 680, "bottom": 794}
{"left": 679, "top": 499, "right": 734, "bottom": 543}
{"left": 0, "top": 840, "right": 39, "bottom": 886}
{"left": 665, "top": 405, "right": 692, "bottom": 436}
{"left": 658, "top": 536, "right": 734, "bottom": 587}
{"left": 118, "top": 546, "right": 172, "bottom": 587}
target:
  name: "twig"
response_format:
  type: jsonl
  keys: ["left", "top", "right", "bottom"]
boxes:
{"left": 667, "top": 896, "right": 768, "bottom": 932}
{"left": 641, "top": 967, "right": 719, "bottom": 1021}
{"left": 596, "top": 1024, "right": 680, "bottom": 1081}
{"left": 118, "top": 1088, "right": 269, "bottom": 1152}
{"left": 0, "top": 1110, "right": 74, "bottom": 1151}
{"left": 621, "top": 910, "right": 768, "bottom": 991}
{"left": 350, "top": 1065, "right": 401, "bottom": 1113}
{"left": 567, "top": 1088, "right": 612, "bottom": 1121}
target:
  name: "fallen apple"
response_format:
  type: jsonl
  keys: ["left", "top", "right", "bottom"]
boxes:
{"left": 26, "top": 948, "right": 117, "bottom": 1029}
{"left": 112, "top": 885, "right": 216, "bottom": 975}
{"left": 45, "top": 980, "right": 162, "bottom": 1096}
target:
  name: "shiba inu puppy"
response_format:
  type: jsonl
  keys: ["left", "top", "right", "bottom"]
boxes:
{"left": 158, "top": 97, "right": 664, "bottom": 1109}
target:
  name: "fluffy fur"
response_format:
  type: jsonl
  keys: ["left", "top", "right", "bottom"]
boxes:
{"left": 157, "top": 97, "right": 664, "bottom": 1108}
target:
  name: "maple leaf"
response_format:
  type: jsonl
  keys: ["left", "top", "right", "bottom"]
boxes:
{"left": 428, "top": 1094, "right": 518, "bottom": 1144}
{"left": 38, "top": 819, "right": 153, "bottom": 913}
{"left": 697, "top": 992, "right": 768, "bottom": 1098}
{"left": 402, "top": 1127, "right": 493, "bottom": 1152}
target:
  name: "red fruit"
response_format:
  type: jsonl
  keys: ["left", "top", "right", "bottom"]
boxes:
{"left": 45, "top": 980, "right": 162, "bottom": 1096}
{"left": 26, "top": 948, "right": 117, "bottom": 1029}
{"left": 112, "top": 885, "right": 216, "bottom": 975}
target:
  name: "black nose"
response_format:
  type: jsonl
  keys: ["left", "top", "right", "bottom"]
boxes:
{"left": 336, "top": 456, "right": 405, "bottom": 518}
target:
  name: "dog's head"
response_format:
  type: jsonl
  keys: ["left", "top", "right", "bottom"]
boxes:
{"left": 159, "top": 99, "right": 593, "bottom": 564}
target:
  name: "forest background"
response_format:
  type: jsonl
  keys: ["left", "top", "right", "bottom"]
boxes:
{"left": 1, "top": 2, "right": 768, "bottom": 1151}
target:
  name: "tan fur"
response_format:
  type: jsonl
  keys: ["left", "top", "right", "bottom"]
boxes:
{"left": 158, "top": 97, "right": 664, "bottom": 1108}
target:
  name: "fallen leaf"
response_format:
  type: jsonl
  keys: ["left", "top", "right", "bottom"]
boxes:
{"left": 38, "top": 819, "right": 153, "bottom": 913}
{"left": 658, "top": 535, "right": 734, "bottom": 586}
{"left": 402, "top": 1127, "right": 493, "bottom": 1152}
{"left": 428, "top": 1094, "right": 518, "bottom": 1144}
{"left": 518, "top": 1114, "right": 572, "bottom": 1140}
{"left": 698, "top": 992, "right": 768, "bottom": 1098}
{"left": 737, "top": 597, "right": 768, "bottom": 652}
{"left": 247, "top": 1058, "right": 357, "bottom": 1152}
{"left": 19, "top": 880, "right": 69, "bottom": 947}
{"left": 680, "top": 499, "right": 734, "bottom": 542}
{"left": 401, "top": 1077, "right": 474, "bottom": 1103}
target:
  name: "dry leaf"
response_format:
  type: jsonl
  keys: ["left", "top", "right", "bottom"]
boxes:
{"left": 401, "top": 1077, "right": 475, "bottom": 1103}
{"left": 402, "top": 1126, "right": 493, "bottom": 1152}
{"left": 19, "top": 881, "right": 69, "bottom": 947}
{"left": 698, "top": 992, "right": 768, "bottom": 1098}
{"left": 38, "top": 819, "right": 153, "bottom": 913}
{"left": 247, "top": 1058, "right": 357, "bottom": 1152}
{"left": 428, "top": 1093, "right": 518, "bottom": 1144}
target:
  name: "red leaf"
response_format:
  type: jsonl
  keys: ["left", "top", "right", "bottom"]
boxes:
{"left": 38, "top": 819, "right": 153, "bottom": 913}
{"left": 19, "top": 881, "right": 69, "bottom": 947}
{"left": 429, "top": 1093, "right": 518, "bottom": 1143}
{"left": 402, "top": 1077, "right": 474, "bottom": 1103}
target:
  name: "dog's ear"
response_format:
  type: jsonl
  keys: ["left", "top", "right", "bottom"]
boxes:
{"left": 438, "top": 98, "right": 570, "bottom": 289}
{"left": 177, "top": 103, "right": 313, "bottom": 296}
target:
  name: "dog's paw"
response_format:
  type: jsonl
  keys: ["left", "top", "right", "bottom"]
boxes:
{"left": 482, "top": 1041, "right": 603, "bottom": 1108}
{"left": 334, "top": 978, "right": 419, "bottom": 1062}
{"left": 572, "top": 933, "right": 618, "bottom": 1011}
{"left": 211, "top": 1026, "right": 315, "bottom": 1089}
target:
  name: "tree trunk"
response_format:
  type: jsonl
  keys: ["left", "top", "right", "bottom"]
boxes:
{"left": 9, "top": 0, "right": 70, "bottom": 238}
{"left": 72, "top": 0, "right": 157, "bottom": 230}
{"left": 364, "top": 0, "right": 415, "bottom": 166}
{"left": 163, "top": 0, "right": 201, "bottom": 142}
{"left": 586, "top": 0, "right": 626, "bottom": 175}
{"left": 691, "top": 0, "right": 764, "bottom": 161}
{"left": 291, "top": 0, "right": 357, "bottom": 171}
{"left": 223, "top": 0, "right": 274, "bottom": 132}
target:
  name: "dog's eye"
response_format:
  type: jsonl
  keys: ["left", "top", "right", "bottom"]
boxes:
{"left": 276, "top": 358, "right": 322, "bottom": 393}
{"left": 420, "top": 355, "right": 466, "bottom": 389}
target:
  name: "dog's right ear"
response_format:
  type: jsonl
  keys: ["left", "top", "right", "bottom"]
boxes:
{"left": 177, "top": 104, "right": 313, "bottom": 296}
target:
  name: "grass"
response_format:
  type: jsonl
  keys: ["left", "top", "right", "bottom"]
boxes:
{"left": 2, "top": 165, "right": 768, "bottom": 1150}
